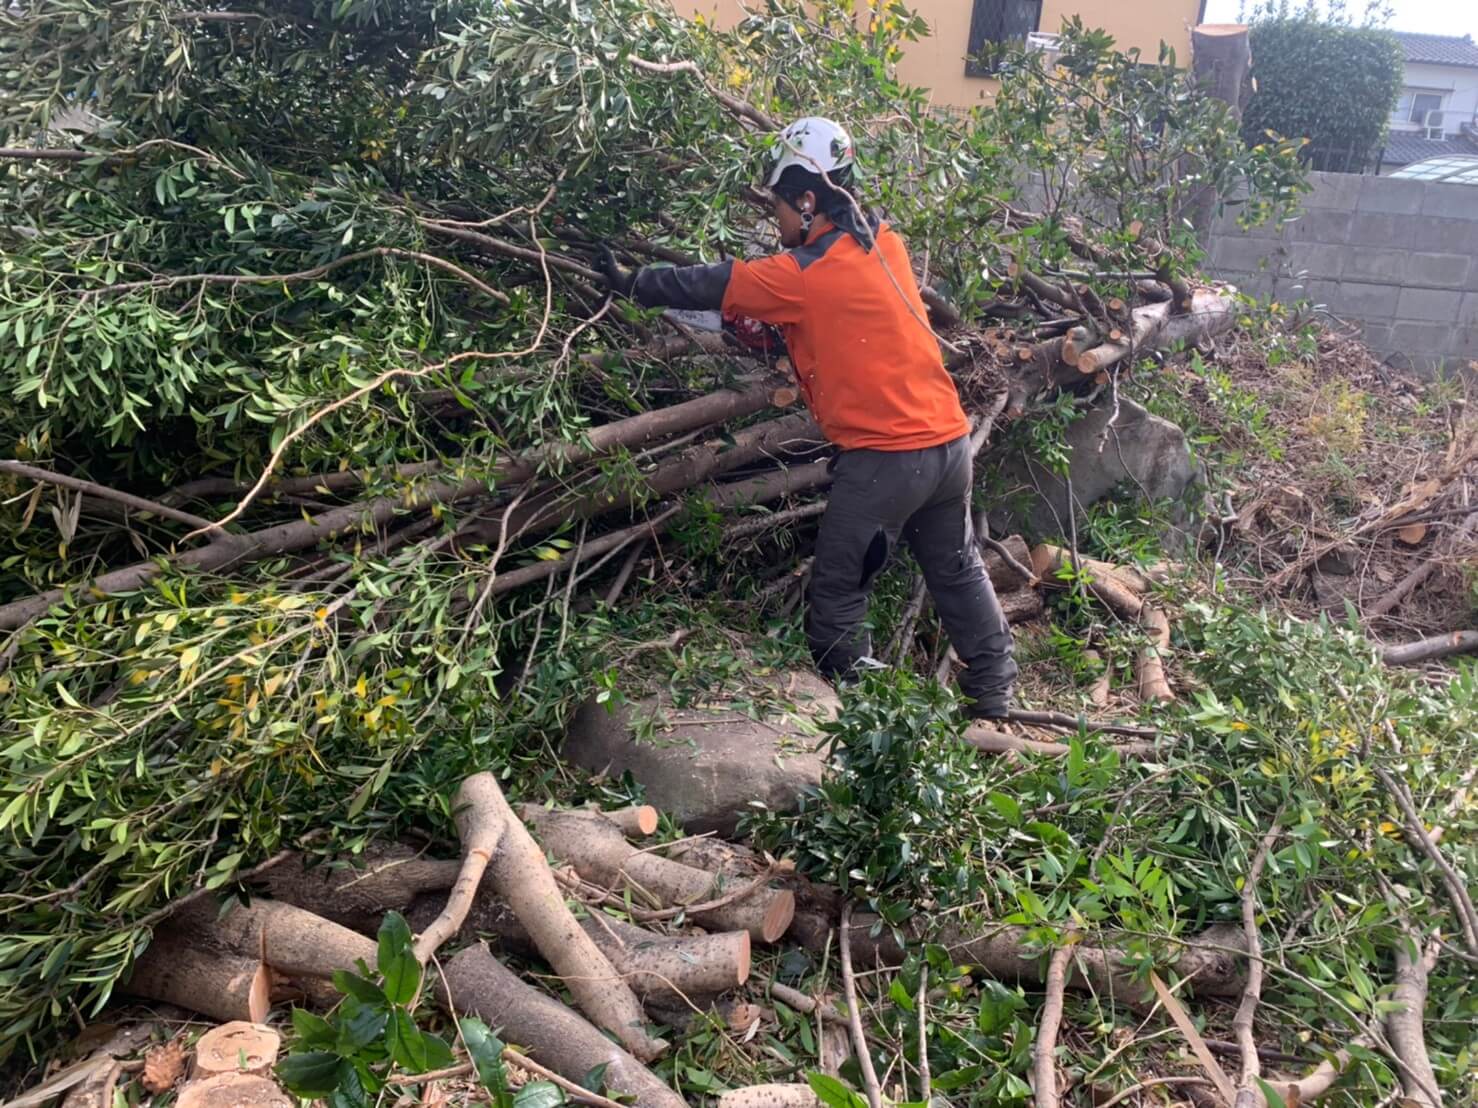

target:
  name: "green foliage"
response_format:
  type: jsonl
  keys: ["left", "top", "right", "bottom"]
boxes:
{"left": 747, "top": 671, "right": 986, "bottom": 927}
{"left": 277, "top": 912, "right": 470, "bottom": 1108}
{"left": 757, "top": 605, "right": 1478, "bottom": 1104}
{"left": 1242, "top": 17, "right": 1403, "bottom": 173}
{"left": 0, "top": 0, "right": 1308, "bottom": 1061}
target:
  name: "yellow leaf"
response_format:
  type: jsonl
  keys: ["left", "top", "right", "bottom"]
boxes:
{"left": 355, "top": 674, "right": 368, "bottom": 699}
{"left": 534, "top": 546, "right": 563, "bottom": 561}
{"left": 263, "top": 672, "right": 284, "bottom": 698}
{"left": 178, "top": 645, "right": 200, "bottom": 673}
{"left": 229, "top": 591, "right": 248, "bottom": 604}
{"left": 314, "top": 606, "right": 329, "bottom": 623}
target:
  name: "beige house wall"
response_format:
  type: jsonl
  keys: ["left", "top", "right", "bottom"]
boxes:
{"left": 674, "top": 0, "right": 1204, "bottom": 110}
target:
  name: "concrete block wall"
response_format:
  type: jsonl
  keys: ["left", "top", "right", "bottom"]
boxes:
{"left": 1206, "top": 172, "right": 1478, "bottom": 375}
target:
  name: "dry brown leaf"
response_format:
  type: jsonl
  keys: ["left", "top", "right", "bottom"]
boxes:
{"left": 141, "top": 1039, "right": 186, "bottom": 1094}
{"left": 1397, "top": 523, "right": 1428, "bottom": 546}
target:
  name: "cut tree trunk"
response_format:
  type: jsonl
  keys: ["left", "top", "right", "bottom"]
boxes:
{"left": 1031, "top": 545, "right": 1174, "bottom": 701}
{"left": 411, "top": 891, "right": 752, "bottom": 1005}
{"left": 519, "top": 806, "right": 795, "bottom": 942}
{"left": 962, "top": 723, "right": 1157, "bottom": 759}
{"left": 1074, "top": 289, "right": 1234, "bottom": 375}
{"left": 467, "top": 775, "right": 668, "bottom": 1062}
{"left": 257, "top": 847, "right": 461, "bottom": 933}
{"left": 604, "top": 805, "right": 660, "bottom": 837}
{"left": 440, "top": 943, "right": 688, "bottom": 1108}
{"left": 175, "top": 1074, "right": 291, "bottom": 1108}
{"left": 125, "top": 938, "right": 270, "bottom": 1023}
{"left": 717, "top": 1086, "right": 820, "bottom": 1108}
{"left": 841, "top": 914, "right": 1245, "bottom": 1011}
{"left": 1382, "top": 630, "right": 1478, "bottom": 666}
{"left": 1185, "top": 24, "right": 1252, "bottom": 234}
{"left": 192, "top": 1024, "right": 280, "bottom": 1079}
{"left": 170, "top": 896, "right": 376, "bottom": 980}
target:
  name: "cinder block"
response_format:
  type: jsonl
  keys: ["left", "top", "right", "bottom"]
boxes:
{"left": 1453, "top": 324, "right": 1478, "bottom": 359}
{"left": 1407, "top": 252, "right": 1472, "bottom": 289}
{"left": 1420, "top": 182, "right": 1478, "bottom": 220}
{"left": 1300, "top": 279, "right": 1341, "bottom": 307}
{"left": 1333, "top": 280, "right": 1398, "bottom": 318}
{"left": 1283, "top": 241, "right": 1346, "bottom": 278}
{"left": 1303, "top": 172, "right": 1362, "bottom": 210}
{"left": 1406, "top": 217, "right": 1478, "bottom": 254}
{"left": 1287, "top": 209, "right": 1353, "bottom": 243}
{"left": 1460, "top": 292, "right": 1478, "bottom": 325}
{"left": 1358, "top": 320, "right": 1394, "bottom": 351}
{"left": 1210, "top": 235, "right": 1280, "bottom": 273}
{"left": 1225, "top": 272, "right": 1274, "bottom": 301}
{"left": 1358, "top": 175, "right": 1425, "bottom": 215}
{"left": 1389, "top": 320, "right": 1454, "bottom": 353}
{"left": 1396, "top": 287, "right": 1463, "bottom": 322}
{"left": 1346, "top": 211, "right": 1401, "bottom": 246}
{"left": 1343, "top": 246, "right": 1408, "bottom": 283}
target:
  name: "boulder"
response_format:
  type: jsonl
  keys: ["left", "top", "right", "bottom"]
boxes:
{"left": 988, "top": 399, "right": 1201, "bottom": 542}
{"left": 562, "top": 670, "right": 838, "bottom": 836}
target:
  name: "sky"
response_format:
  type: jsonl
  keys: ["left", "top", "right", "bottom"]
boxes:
{"left": 1200, "top": 0, "right": 1478, "bottom": 40}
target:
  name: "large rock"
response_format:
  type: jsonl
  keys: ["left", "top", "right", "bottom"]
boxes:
{"left": 988, "top": 399, "right": 1201, "bottom": 542}
{"left": 562, "top": 670, "right": 838, "bottom": 836}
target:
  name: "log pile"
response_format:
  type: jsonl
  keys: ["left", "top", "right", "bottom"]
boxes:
{"left": 105, "top": 778, "right": 1438, "bottom": 1108}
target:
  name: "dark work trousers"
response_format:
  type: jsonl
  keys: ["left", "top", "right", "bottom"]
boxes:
{"left": 805, "top": 434, "right": 1017, "bottom": 714}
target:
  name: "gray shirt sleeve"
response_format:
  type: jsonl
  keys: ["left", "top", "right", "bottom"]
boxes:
{"left": 631, "top": 260, "right": 735, "bottom": 311}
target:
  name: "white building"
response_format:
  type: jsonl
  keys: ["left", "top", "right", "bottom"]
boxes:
{"left": 1379, "top": 32, "right": 1478, "bottom": 173}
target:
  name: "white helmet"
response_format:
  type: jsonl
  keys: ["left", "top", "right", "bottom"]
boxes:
{"left": 765, "top": 116, "right": 855, "bottom": 188}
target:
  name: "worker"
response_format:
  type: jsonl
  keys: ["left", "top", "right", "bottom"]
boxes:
{"left": 597, "top": 116, "right": 1016, "bottom": 719}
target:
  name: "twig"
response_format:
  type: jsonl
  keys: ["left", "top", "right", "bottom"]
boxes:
{"left": 839, "top": 903, "right": 884, "bottom": 1108}
{"left": 767, "top": 982, "right": 848, "bottom": 1026}
{"left": 603, "top": 539, "right": 647, "bottom": 607}
{"left": 916, "top": 964, "right": 931, "bottom": 1105}
{"left": 1148, "top": 971, "right": 1237, "bottom": 1104}
{"left": 1232, "top": 821, "right": 1282, "bottom": 1108}
{"left": 1004, "top": 709, "right": 1158, "bottom": 738}
{"left": 1094, "top": 1076, "right": 1214, "bottom": 1108}
{"left": 1372, "top": 760, "right": 1478, "bottom": 956}
{"left": 0, "top": 461, "right": 219, "bottom": 534}
{"left": 1032, "top": 943, "right": 1075, "bottom": 1108}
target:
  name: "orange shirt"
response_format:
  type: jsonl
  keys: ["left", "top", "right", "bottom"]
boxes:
{"left": 720, "top": 219, "right": 968, "bottom": 452}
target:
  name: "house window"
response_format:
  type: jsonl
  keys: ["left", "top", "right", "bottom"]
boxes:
{"left": 1394, "top": 89, "right": 1448, "bottom": 136}
{"left": 965, "top": 0, "right": 1043, "bottom": 77}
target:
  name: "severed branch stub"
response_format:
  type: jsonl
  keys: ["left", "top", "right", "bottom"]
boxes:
{"left": 1232, "top": 823, "right": 1281, "bottom": 1108}
{"left": 413, "top": 774, "right": 509, "bottom": 964}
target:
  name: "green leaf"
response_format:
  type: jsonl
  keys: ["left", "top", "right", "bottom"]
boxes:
{"left": 386, "top": 1009, "right": 428, "bottom": 1072}
{"left": 291, "top": 1008, "right": 337, "bottom": 1049}
{"left": 333, "top": 970, "right": 388, "bottom": 1008}
{"left": 460, "top": 1016, "right": 508, "bottom": 1098}
{"left": 377, "top": 912, "right": 419, "bottom": 1004}
{"left": 1254, "top": 1077, "right": 1288, "bottom": 1108}
{"left": 336, "top": 996, "right": 388, "bottom": 1051}
{"left": 513, "top": 1082, "right": 565, "bottom": 1108}
{"left": 278, "top": 1052, "right": 343, "bottom": 1097}
{"left": 420, "top": 1031, "right": 455, "bottom": 1071}
{"left": 806, "top": 1073, "right": 869, "bottom": 1108}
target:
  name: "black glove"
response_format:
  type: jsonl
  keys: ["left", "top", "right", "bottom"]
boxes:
{"left": 596, "top": 244, "right": 637, "bottom": 296}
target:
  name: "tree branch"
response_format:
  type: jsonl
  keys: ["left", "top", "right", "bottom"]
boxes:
{"left": 0, "top": 461, "right": 218, "bottom": 534}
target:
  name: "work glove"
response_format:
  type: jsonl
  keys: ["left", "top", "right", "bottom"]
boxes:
{"left": 596, "top": 244, "right": 637, "bottom": 296}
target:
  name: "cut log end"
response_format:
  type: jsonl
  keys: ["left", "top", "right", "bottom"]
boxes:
{"left": 771, "top": 386, "right": 798, "bottom": 408}
{"left": 176, "top": 1074, "right": 292, "bottom": 1108}
{"left": 718, "top": 1086, "right": 820, "bottom": 1108}
{"left": 606, "top": 805, "right": 660, "bottom": 838}
{"left": 193, "top": 1023, "right": 281, "bottom": 1079}
{"left": 763, "top": 889, "right": 797, "bottom": 943}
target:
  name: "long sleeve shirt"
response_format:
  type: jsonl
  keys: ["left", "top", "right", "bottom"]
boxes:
{"left": 629, "top": 218, "right": 969, "bottom": 452}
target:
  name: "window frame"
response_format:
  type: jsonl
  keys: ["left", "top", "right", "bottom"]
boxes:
{"left": 964, "top": 0, "right": 1044, "bottom": 78}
